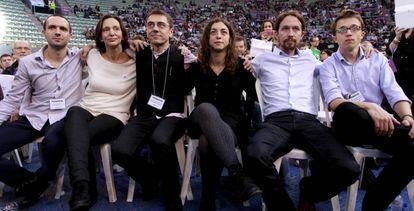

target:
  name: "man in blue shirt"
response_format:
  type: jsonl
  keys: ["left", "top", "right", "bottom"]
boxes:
{"left": 246, "top": 10, "right": 360, "bottom": 211}
{"left": 319, "top": 9, "right": 414, "bottom": 210}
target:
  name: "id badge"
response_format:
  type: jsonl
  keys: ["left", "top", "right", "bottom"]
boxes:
{"left": 148, "top": 95, "right": 165, "bottom": 110}
{"left": 49, "top": 98, "right": 66, "bottom": 110}
{"left": 349, "top": 91, "right": 365, "bottom": 102}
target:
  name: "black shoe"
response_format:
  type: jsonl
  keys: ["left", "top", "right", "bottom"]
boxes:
{"left": 0, "top": 192, "right": 46, "bottom": 211}
{"left": 69, "top": 181, "right": 94, "bottom": 211}
{"left": 15, "top": 176, "right": 49, "bottom": 197}
{"left": 227, "top": 164, "right": 262, "bottom": 202}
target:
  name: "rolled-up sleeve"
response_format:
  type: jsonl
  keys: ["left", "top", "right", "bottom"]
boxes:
{"left": 319, "top": 59, "right": 344, "bottom": 105}
{"left": 0, "top": 60, "right": 31, "bottom": 122}
{"left": 379, "top": 54, "right": 411, "bottom": 107}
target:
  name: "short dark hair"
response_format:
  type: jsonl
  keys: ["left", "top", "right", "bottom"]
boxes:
{"left": 94, "top": 14, "right": 129, "bottom": 53}
{"left": 0, "top": 54, "right": 11, "bottom": 60}
{"left": 322, "top": 49, "right": 333, "bottom": 56}
{"left": 332, "top": 9, "right": 364, "bottom": 35}
{"left": 43, "top": 14, "right": 72, "bottom": 33}
{"left": 145, "top": 9, "right": 173, "bottom": 28}
{"left": 274, "top": 10, "right": 306, "bottom": 32}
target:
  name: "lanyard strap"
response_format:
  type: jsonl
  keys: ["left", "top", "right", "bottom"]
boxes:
{"left": 151, "top": 46, "right": 170, "bottom": 98}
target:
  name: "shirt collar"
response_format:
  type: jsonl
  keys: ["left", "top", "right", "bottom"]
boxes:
{"left": 335, "top": 46, "right": 365, "bottom": 63}
{"left": 273, "top": 47, "right": 302, "bottom": 57}
{"left": 34, "top": 45, "right": 75, "bottom": 62}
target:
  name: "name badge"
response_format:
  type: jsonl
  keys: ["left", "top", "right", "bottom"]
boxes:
{"left": 349, "top": 91, "right": 365, "bottom": 102}
{"left": 148, "top": 95, "right": 165, "bottom": 110}
{"left": 49, "top": 98, "right": 66, "bottom": 110}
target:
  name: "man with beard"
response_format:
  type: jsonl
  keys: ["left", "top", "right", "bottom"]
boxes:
{"left": 0, "top": 15, "right": 84, "bottom": 210}
{"left": 245, "top": 10, "right": 360, "bottom": 211}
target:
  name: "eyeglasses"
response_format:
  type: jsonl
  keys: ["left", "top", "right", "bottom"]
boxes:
{"left": 146, "top": 21, "right": 169, "bottom": 29}
{"left": 336, "top": 25, "right": 362, "bottom": 34}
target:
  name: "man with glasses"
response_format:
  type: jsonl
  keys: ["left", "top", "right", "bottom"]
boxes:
{"left": 309, "top": 36, "right": 321, "bottom": 60}
{"left": 111, "top": 9, "right": 187, "bottom": 211}
{"left": 319, "top": 9, "right": 414, "bottom": 210}
{"left": 2, "top": 41, "right": 32, "bottom": 75}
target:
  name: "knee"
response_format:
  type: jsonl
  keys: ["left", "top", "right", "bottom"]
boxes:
{"left": 192, "top": 103, "right": 220, "bottom": 120}
{"left": 246, "top": 142, "right": 271, "bottom": 165}
{"left": 111, "top": 141, "right": 135, "bottom": 158}
{"left": 67, "top": 106, "right": 84, "bottom": 116}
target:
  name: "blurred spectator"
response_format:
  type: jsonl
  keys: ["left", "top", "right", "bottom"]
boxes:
{"left": 3, "top": 41, "right": 32, "bottom": 75}
{"left": 320, "top": 49, "right": 333, "bottom": 62}
{"left": 0, "top": 54, "right": 13, "bottom": 73}
{"left": 309, "top": 36, "right": 321, "bottom": 60}
{"left": 388, "top": 27, "right": 414, "bottom": 102}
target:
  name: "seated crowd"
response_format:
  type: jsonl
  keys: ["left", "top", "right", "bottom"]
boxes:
{"left": 0, "top": 5, "right": 413, "bottom": 211}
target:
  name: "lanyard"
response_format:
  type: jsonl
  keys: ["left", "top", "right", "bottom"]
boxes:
{"left": 151, "top": 46, "right": 170, "bottom": 98}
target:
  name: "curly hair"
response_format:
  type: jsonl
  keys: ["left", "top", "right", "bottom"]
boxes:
{"left": 198, "top": 17, "right": 238, "bottom": 74}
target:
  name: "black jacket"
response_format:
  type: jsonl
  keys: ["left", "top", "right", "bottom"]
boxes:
{"left": 135, "top": 45, "right": 186, "bottom": 118}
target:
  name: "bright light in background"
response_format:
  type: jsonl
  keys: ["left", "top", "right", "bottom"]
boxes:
{"left": 0, "top": 12, "right": 7, "bottom": 41}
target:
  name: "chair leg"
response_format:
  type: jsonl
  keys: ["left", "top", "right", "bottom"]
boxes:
{"left": 0, "top": 182, "right": 4, "bottom": 198}
{"left": 54, "top": 164, "right": 65, "bottom": 199}
{"left": 407, "top": 180, "right": 414, "bottom": 208}
{"left": 298, "top": 159, "right": 309, "bottom": 178}
{"left": 345, "top": 152, "right": 364, "bottom": 211}
{"left": 126, "top": 177, "right": 135, "bottom": 202}
{"left": 27, "top": 143, "right": 34, "bottom": 163}
{"left": 175, "top": 135, "right": 193, "bottom": 203}
{"left": 331, "top": 195, "right": 341, "bottom": 211}
{"left": 12, "top": 149, "right": 23, "bottom": 167}
{"left": 100, "top": 144, "right": 117, "bottom": 203}
{"left": 180, "top": 138, "right": 198, "bottom": 204}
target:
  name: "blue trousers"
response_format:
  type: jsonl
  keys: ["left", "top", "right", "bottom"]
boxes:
{"left": 0, "top": 116, "right": 66, "bottom": 187}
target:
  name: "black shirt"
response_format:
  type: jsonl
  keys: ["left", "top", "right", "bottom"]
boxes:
{"left": 135, "top": 45, "right": 186, "bottom": 118}
{"left": 186, "top": 59, "right": 257, "bottom": 120}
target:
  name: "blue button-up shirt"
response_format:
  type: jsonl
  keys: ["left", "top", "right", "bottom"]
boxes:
{"left": 0, "top": 46, "right": 84, "bottom": 130}
{"left": 319, "top": 47, "right": 410, "bottom": 107}
{"left": 252, "top": 48, "right": 320, "bottom": 116}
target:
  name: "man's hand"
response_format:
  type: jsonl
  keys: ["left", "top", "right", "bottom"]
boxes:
{"left": 366, "top": 103, "right": 399, "bottom": 137}
{"left": 360, "top": 41, "right": 377, "bottom": 58}
{"left": 243, "top": 55, "right": 253, "bottom": 72}
{"left": 10, "top": 111, "right": 19, "bottom": 122}
{"left": 394, "top": 27, "right": 408, "bottom": 41}
{"left": 129, "top": 40, "right": 148, "bottom": 52}
{"left": 401, "top": 116, "right": 414, "bottom": 139}
{"left": 80, "top": 44, "right": 94, "bottom": 65}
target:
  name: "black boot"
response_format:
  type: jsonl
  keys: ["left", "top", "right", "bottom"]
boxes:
{"left": 228, "top": 164, "right": 261, "bottom": 202}
{"left": 10, "top": 176, "right": 49, "bottom": 209}
{"left": 69, "top": 181, "right": 93, "bottom": 211}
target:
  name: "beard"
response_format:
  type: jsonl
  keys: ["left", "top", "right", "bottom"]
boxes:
{"left": 281, "top": 38, "right": 298, "bottom": 51}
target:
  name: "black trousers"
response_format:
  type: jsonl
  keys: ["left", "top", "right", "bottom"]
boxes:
{"left": 64, "top": 106, "right": 123, "bottom": 184}
{"left": 188, "top": 103, "right": 246, "bottom": 210}
{"left": 246, "top": 110, "right": 360, "bottom": 211}
{"left": 0, "top": 116, "right": 65, "bottom": 187}
{"left": 333, "top": 102, "right": 414, "bottom": 210}
{"left": 111, "top": 115, "right": 186, "bottom": 209}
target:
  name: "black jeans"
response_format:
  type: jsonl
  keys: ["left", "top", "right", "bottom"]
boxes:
{"left": 333, "top": 102, "right": 414, "bottom": 210}
{"left": 111, "top": 115, "right": 186, "bottom": 210}
{"left": 246, "top": 110, "right": 360, "bottom": 211}
{"left": 0, "top": 116, "right": 66, "bottom": 187}
{"left": 64, "top": 106, "right": 123, "bottom": 184}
